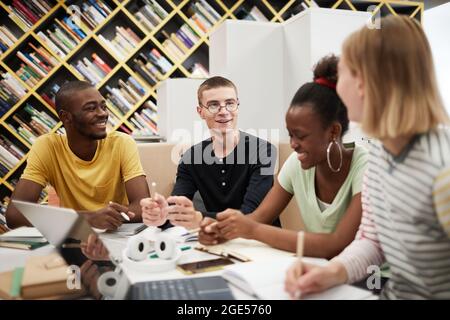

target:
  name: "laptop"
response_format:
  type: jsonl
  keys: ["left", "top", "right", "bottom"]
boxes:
{"left": 12, "top": 200, "right": 235, "bottom": 300}
{"left": 12, "top": 199, "right": 115, "bottom": 268}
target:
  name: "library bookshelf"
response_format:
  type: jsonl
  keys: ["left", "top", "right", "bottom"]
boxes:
{"left": 0, "top": 0, "right": 423, "bottom": 212}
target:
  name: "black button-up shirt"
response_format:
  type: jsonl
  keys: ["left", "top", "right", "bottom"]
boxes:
{"left": 172, "top": 131, "right": 278, "bottom": 225}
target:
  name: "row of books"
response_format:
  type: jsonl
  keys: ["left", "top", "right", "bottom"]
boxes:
{"left": 0, "top": 133, "right": 26, "bottom": 175}
{"left": 6, "top": 103, "right": 59, "bottom": 146}
{"left": 190, "top": 0, "right": 222, "bottom": 31}
{"left": 127, "top": 101, "right": 158, "bottom": 135}
{"left": 0, "top": 72, "right": 28, "bottom": 114}
{"left": 72, "top": 53, "right": 113, "bottom": 85}
{"left": 133, "top": 0, "right": 169, "bottom": 32}
{"left": 7, "top": 0, "right": 53, "bottom": 32}
{"left": 187, "top": 0, "right": 222, "bottom": 35}
{"left": 40, "top": 81, "right": 65, "bottom": 109}
{"left": 36, "top": 17, "right": 87, "bottom": 58}
{"left": 104, "top": 75, "right": 146, "bottom": 117}
{"left": 131, "top": 49, "right": 173, "bottom": 87}
{"left": 97, "top": 26, "right": 142, "bottom": 61}
{"left": 238, "top": 6, "right": 269, "bottom": 22}
{"left": 14, "top": 42, "right": 58, "bottom": 84}
{"left": 0, "top": 25, "right": 19, "bottom": 54}
{"left": 76, "top": 0, "right": 113, "bottom": 31}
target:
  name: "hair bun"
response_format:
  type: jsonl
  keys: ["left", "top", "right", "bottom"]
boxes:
{"left": 313, "top": 54, "right": 338, "bottom": 84}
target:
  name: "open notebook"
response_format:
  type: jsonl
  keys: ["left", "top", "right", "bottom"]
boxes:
{"left": 222, "top": 256, "right": 376, "bottom": 300}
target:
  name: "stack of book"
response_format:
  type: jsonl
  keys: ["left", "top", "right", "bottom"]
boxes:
{"left": 6, "top": 103, "right": 59, "bottom": 145}
{"left": 36, "top": 17, "right": 88, "bottom": 58}
{"left": 0, "top": 133, "right": 26, "bottom": 176}
{"left": 187, "top": 0, "right": 222, "bottom": 35}
{"left": 105, "top": 110, "right": 120, "bottom": 131}
{"left": 7, "top": 0, "right": 53, "bottom": 32}
{"left": 72, "top": 53, "right": 113, "bottom": 85}
{"left": 40, "top": 82, "right": 62, "bottom": 109}
{"left": 97, "top": 26, "right": 142, "bottom": 61}
{"left": 77, "top": 0, "right": 113, "bottom": 31}
{"left": 133, "top": 0, "right": 169, "bottom": 32}
{"left": 131, "top": 49, "right": 173, "bottom": 87}
{"left": 0, "top": 72, "right": 28, "bottom": 115}
{"left": 128, "top": 100, "right": 158, "bottom": 135}
{"left": 0, "top": 226, "right": 48, "bottom": 250}
{"left": 0, "top": 25, "right": 19, "bottom": 54}
{"left": 104, "top": 75, "right": 146, "bottom": 117}
{"left": 14, "top": 43, "right": 58, "bottom": 83}
{"left": 160, "top": 30, "right": 192, "bottom": 62}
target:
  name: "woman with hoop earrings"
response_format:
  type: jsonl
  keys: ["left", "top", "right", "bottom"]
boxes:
{"left": 199, "top": 55, "right": 367, "bottom": 259}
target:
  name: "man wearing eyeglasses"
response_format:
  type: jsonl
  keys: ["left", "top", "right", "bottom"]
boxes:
{"left": 141, "top": 76, "right": 277, "bottom": 230}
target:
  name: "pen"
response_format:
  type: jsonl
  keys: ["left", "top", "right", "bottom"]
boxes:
{"left": 109, "top": 201, "right": 130, "bottom": 221}
{"left": 180, "top": 228, "right": 200, "bottom": 237}
{"left": 120, "top": 211, "right": 130, "bottom": 221}
{"left": 62, "top": 243, "right": 82, "bottom": 249}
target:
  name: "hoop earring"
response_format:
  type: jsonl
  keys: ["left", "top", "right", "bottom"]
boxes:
{"left": 327, "top": 139, "right": 343, "bottom": 173}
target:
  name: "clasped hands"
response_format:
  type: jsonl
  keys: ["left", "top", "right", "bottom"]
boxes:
{"left": 140, "top": 193, "right": 203, "bottom": 230}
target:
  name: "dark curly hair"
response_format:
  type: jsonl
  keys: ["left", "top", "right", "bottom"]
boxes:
{"left": 289, "top": 54, "right": 349, "bottom": 137}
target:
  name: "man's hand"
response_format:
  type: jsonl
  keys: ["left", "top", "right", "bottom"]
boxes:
{"left": 140, "top": 193, "right": 168, "bottom": 226}
{"left": 199, "top": 217, "right": 226, "bottom": 245}
{"left": 86, "top": 202, "right": 135, "bottom": 231}
{"left": 81, "top": 234, "right": 109, "bottom": 261}
{"left": 216, "top": 209, "right": 257, "bottom": 240}
{"left": 166, "top": 196, "right": 203, "bottom": 230}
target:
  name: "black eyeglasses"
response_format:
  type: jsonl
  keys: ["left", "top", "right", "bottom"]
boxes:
{"left": 200, "top": 100, "right": 239, "bottom": 114}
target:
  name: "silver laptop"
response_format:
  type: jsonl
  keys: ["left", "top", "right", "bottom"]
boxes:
{"left": 11, "top": 200, "right": 115, "bottom": 267}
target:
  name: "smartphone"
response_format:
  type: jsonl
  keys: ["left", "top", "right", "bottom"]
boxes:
{"left": 177, "top": 258, "right": 234, "bottom": 275}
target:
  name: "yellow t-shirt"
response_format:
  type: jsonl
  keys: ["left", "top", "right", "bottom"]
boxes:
{"left": 21, "top": 132, "right": 145, "bottom": 211}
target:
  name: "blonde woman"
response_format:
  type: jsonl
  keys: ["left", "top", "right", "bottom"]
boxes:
{"left": 285, "top": 15, "right": 450, "bottom": 299}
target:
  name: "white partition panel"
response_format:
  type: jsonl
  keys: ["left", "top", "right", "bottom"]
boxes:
{"left": 424, "top": 3, "right": 450, "bottom": 115}
{"left": 157, "top": 78, "right": 206, "bottom": 144}
{"left": 209, "top": 20, "right": 284, "bottom": 142}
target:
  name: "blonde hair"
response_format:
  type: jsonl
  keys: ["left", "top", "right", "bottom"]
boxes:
{"left": 342, "top": 15, "right": 449, "bottom": 139}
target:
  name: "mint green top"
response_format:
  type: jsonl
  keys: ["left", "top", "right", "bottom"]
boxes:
{"left": 278, "top": 144, "right": 367, "bottom": 233}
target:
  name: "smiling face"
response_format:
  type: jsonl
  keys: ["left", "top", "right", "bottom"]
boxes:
{"left": 286, "top": 105, "right": 338, "bottom": 170}
{"left": 197, "top": 86, "right": 239, "bottom": 134}
{"left": 61, "top": 87, "right": 109, "bottom": 140}
{"left": 336, "top": 55, "right": 364, "bottom": 123}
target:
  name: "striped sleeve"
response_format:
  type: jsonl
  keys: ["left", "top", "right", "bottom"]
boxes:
{"left": 433, "top": 166, "right": 450, "bottom": 238}
{"left": 332, "top": 172, "right": 385, "bottom": 283}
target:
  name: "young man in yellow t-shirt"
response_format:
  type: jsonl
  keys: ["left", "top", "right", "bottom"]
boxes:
{"left": 5, "top": 81, "right": 149, "bottom": 231}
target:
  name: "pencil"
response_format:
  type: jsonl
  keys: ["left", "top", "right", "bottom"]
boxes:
{"left": 295, "top": 231, "right": 305, "bottom": 299}
{"left": 150, "top": 182, "right": 156, "bottom": 199}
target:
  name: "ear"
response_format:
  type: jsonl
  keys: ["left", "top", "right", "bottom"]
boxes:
{"left": 329, "top": 122, "right": 342, "bottom": 141}
{"left": 356, "top": 73, "right": 364, "bottom": 99}
{"left": 197, "top": 106, "right": 204, "bottom": 119}
{"left": 58, "top": 110, "right": 71, "bottom": 126}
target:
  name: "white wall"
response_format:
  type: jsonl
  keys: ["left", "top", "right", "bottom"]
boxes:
{"left": 424, "top": 3, "right": 450, "bottom": 115}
